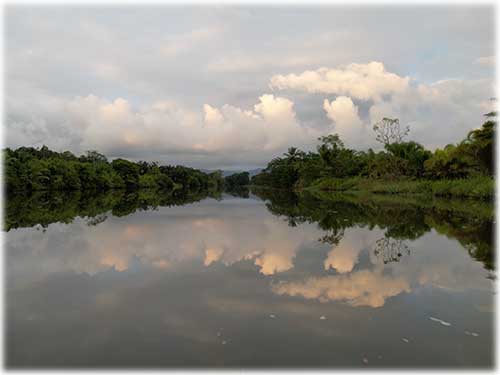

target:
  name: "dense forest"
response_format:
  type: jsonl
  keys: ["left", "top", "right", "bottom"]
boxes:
{"left": 224, "top": 171, "right": 250, "bottom": 190}
{"left": 4, "top": 147, "right": 226, "bottom": 194}
{"left": 251, "top": 114, "right": 495, "bottom": 199}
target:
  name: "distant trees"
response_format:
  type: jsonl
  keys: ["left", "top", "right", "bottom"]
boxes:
{"left": 208, "top": 170, "right": 224, "bottom": 191}
{"left": 159, "top": 165, "right": 223, "bottom": 191}
{"left": 224, "top": 172, "right": 250, "bottom": 189}
{"left": 4, "top": 147, "right": 224, "bottom": 194}
{"left": 82, "top": 150, "right": 108, "bottom": 163}
{"left": 111, "top": 159, "right": 140, "bottom": 188}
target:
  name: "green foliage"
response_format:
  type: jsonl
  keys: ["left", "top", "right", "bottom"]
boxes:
{"left": 261, "top": 147, "right": 307, "bottom": 187}
{"left": 250, "top": 171, "right": 273, "bottom": 186}
{"left": 424, "top": 119, "right": 495, "bottom": 178}
{"left": 111, "top": 158, "right": 140, "bottom": 188}
{"left": 385, "top": 141, "right": 431, "bottom": 177}
{"left": 317, "top": 135, "right": 365, "bottom": 178}
{"left": 252, "top": 118, "right": 495, "bottom": 199}
{"left": 465, "top": 119, "right": 495, "bottom": 175}
{"left": 4, "top": 146, "right": 223, "bottom": 194}
{"left": 80, "top": 150, "right": 108, "bottom": 163}
{"left": 364, "top": 150, "right": 404, "bottom": 179}
{"left": 208, "top": 170, "right": 224, "bottom": 190}
{"left": 159, "top": 165, "right": 223, "bottom": 192}
{"left": 224, "top": 172, "right": 250, "bottom": 189}
{"left": 423, "top": 144, "right": 474, "bottom": 179}
{"left": 251, "top": 136, "right": 366, "bottom": 189}
{"left": 4, "top": 116, "right": 495, "bottom": 200}
{"left": 310, "top": 177, "right": 362, "bottom": 192}
{"left": 295, "top": 152, "right": 324, "bottom": 188}
{"left": 308, "top": 175, "right": 493, "bottom": 200}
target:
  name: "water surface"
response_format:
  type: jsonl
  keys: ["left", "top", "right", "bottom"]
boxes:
{"left": 5, "top": 189, "right": 495, "bottom": 368}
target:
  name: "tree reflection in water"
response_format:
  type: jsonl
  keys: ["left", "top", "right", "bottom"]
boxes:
{"left": 252, "top": 187, "right": 494, "bottom": 272}
{"left": 373, "top": 237, "right": 410, "bottom": 264}
{"left": 4, "top": 186, "right": 494, "bottom": 272}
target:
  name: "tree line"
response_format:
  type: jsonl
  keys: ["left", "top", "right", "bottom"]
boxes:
{"left": 251, "top": 114, "right": 495, "bottom": 193}
{"left": 4, "top": 147, "right": 225, "bottom": 194}
{"left": 4, "top": 113, "right": 494, "bottom": 196}
{"left": 224, "top": 171, "right": 250, "bottom": 189}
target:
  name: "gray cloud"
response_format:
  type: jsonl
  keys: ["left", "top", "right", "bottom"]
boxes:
{"left": 5, "top": 5, "right": 495, "bottom": 169}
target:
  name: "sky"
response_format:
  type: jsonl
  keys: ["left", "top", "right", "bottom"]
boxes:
{"left": 5, "top": 5, "right": 496, "bottom": 170}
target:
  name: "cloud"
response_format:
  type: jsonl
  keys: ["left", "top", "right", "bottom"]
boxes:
{"left": 206, "top": 54, "right": 317, "bottom": 73}
{"left": 475, "top": 56, "right": 495, "bottom": 67}
{"left": 270, "top": 62, "right": 494, "bottom": 149}
{"left": 323, "top": 96, "right": 366, "bottom": 146}
{"left": 204, "top": 247, "right": 224, "bottom": 266}
{"left": 270, "top": 62, "right": 410, "bottom": 101}
{"left": 8, "top": 200, "right": 492, "bottom": 311}
{"left": 6, "top": 200, "right": 323, "bottom": 277}
{"left": 323, "top": 228, "right": 379, "bottom": 273}
{"left": 6, "top": 91, "right": 330, "bottom": 168}
{"left": 203, "top": 104, "right": 223, "bottom": 124}
{"left": 272, "top": 268, "right": 410, "bottom": 308}
{"left": 323, "top": 96, "right": 361, "bottom": 126}
{"left": 367, "top": 78, "right": 496, "bottom": 148}
{"left": 190, "top": 214, "right": 318, "bottom": 276}
{"left": 160, "top": 26, "right": 222, "bottom": 57}
{"left": 5, "top": 8, "right": 494, "bottom": 167}
{"left": 7, "top": 62, "right": 494, "bottom": 166}
{"left": 324, "top": 242, "right": 360, "bottom": 274}
{"left": 272, "top": 228, "right": 413, "bottom": 308}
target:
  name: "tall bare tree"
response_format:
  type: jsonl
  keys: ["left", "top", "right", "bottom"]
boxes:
{"left": 373, "top": 117, "right": 409, "bottom": 146}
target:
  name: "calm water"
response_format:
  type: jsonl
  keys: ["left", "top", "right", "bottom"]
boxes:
{"left": 5, "top": 189, "right": 495, "bottom": 368}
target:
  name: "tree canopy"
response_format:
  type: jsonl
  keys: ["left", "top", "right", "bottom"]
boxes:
{"left": 4, "top": 147, "right": 224, "bottom": 194}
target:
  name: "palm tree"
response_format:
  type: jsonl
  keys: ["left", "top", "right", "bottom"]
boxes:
{"left": 284, "top": 147, "right": 304, "bottom": 163}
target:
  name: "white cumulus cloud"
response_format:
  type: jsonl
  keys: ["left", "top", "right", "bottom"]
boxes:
{"left": 270, "top": 62, "right": 410, "bottom": 101}
{"left": 6, "top": 90, "right": 330, "bottom": 168}
{"left": 271, "top": 62, "right": 494, "bottom": 150}
{"left": 323, "top": 96, "right": 366, "bottom": 146}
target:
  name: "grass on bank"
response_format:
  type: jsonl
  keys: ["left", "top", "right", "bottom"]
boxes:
{"left": 306, "top": 175, "right": 494, "bottom": 200}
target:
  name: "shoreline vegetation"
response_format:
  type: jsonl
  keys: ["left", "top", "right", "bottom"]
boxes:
{"left": 4, "top": 145, "right": 251, "bottom": 197}
{"left": 4, "top": 115, "right": 495, "bottom": 200}
{"left": 4, "top": 147, "right": 226, "bottom": 195}
{"left": 304, "top": 175, "right": 493, "bottom": 199}
{"left": 251, "top": 115, "right": 495, "bottom": 200}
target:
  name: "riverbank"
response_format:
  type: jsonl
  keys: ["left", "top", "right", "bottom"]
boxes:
{"left": 304, "top": 175, "right": 494, "bottom": 200}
